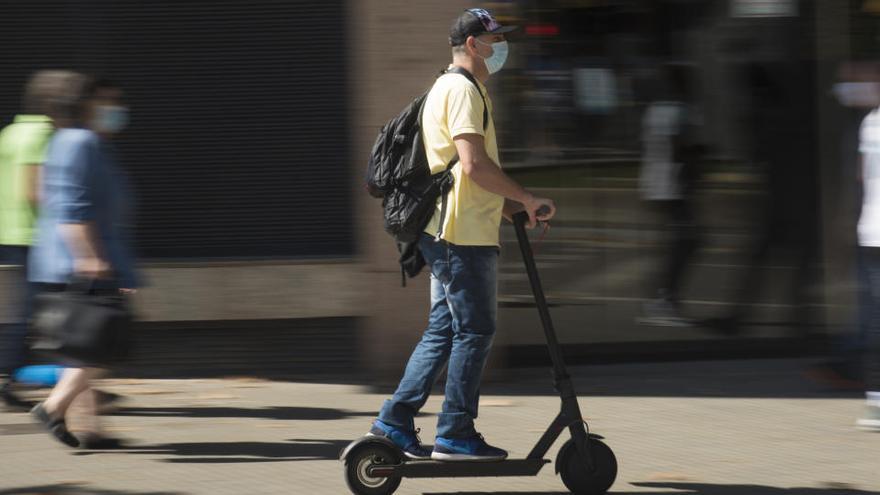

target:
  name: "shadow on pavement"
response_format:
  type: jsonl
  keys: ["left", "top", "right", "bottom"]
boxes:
{"left": 0, "top": 484, "right": 183, "bottom": 495}
{"left": 628, "top": 482, "right": 880, "bottom": 494}
{"left": 111, "top": 406, "right": 375, "bottom": 421}
{"left": 425, "top": 482, "right": 880, "bottom": 495}
{"left": 85, "top": 438, "right": 351, "bottom": 463}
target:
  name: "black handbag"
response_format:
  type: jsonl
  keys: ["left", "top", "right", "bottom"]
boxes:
{"left": 30, "top": 284, "right": 133, "bottom": 364}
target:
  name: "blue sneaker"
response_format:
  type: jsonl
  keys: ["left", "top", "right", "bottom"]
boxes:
{"left": 431, "top": 433, "right": 508, "bottom": 462}
{"left": 367, "top": 420, "right": 431, "bottom": 459}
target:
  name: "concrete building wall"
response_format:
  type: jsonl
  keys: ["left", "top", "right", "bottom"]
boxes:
{"left": 350, "top": 1, "right": 473, "bottom": 379}
{"left": 0, "top": 262, "right": 364, "bottom": 323}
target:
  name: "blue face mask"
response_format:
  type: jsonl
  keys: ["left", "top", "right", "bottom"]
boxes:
{"left": 93, "top": 105, "right": 129, "bottom": 133}
{"left": 833, "top": 82, "right": 880, "bottom": 108}
{"left": 476, "top": 39, "right": 509, "bottom": 75}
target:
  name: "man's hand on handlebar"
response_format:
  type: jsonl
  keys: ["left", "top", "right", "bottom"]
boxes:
{"left": 523, "top": 195, "right": 556, "bottom": 229}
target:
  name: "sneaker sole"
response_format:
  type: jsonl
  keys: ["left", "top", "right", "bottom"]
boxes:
{"left": 430, "top": 451, "right": 507, "bottom": 462}
{"left": 404, "top": 452, "right": 432, "bottom": 460}
{"left": 636, "top": 316, "right": 693, "bottom": 328}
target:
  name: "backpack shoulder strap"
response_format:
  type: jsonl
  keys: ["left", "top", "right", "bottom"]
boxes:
{"left": 444, "top": 66, "right": 488, "bottom": 131}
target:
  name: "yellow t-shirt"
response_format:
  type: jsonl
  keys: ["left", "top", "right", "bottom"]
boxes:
{"left": 422, "top": 70, "right": 503, "bottom": 246}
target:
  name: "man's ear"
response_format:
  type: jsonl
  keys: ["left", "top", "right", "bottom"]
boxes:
{"left": 466, "top": 35, "right": 478, "bottom": 54}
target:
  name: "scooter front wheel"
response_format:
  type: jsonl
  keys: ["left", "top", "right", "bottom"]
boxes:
{"left": 344, "top": 443, "right": 402, "bottom": 495}
{"left": 556, "top": 438, "right": 617, "bottom": 495}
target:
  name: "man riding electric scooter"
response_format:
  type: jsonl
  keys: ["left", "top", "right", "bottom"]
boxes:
{"left": 342, "top": 9, "right": 617, "bottom": 495}
{"left": 368, "top": 8, "right": 556, "bottom": 462}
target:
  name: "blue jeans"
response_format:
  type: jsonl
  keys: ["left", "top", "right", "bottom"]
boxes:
{"left": 0, "top": 246, "right": 33, "bottom": 377}
{"left": 378, "top": 233, "right": 499, "bottom": 439}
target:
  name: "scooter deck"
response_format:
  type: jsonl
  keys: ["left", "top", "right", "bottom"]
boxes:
{"left": 369, "top": 458, "right": 550, "bottom": 478}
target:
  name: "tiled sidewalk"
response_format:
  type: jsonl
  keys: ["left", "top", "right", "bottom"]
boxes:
{"left": 1, "top": 360, "right": 878, "bottom": 495}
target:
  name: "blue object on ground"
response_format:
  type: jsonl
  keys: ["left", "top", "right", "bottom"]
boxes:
{"left": 14, "top": 365, "right": 64, "bottom": 386}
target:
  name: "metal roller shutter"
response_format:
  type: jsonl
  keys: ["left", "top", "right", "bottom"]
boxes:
{"left": 0, "top": 0, "right": 353, "bottom": 258}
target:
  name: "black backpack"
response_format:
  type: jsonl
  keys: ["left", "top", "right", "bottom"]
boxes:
{"left": 365, "top": 66, "right": 487, "bottom": 285}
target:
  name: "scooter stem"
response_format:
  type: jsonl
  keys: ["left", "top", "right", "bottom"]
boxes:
{"left": 512, "top": 212, "right": 571, "bottom": 383}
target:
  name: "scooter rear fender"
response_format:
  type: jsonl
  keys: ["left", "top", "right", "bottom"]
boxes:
{"left": 340, "top": 435, "right": 401, "bottom": 461}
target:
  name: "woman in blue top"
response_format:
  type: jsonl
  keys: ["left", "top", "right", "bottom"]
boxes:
{"left": 29, "top": 73, "right": 138, "bottom": 449}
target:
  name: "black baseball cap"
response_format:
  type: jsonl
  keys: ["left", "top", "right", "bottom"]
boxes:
{"left": 449, "top": 8, "right": 517, "bottom": 47}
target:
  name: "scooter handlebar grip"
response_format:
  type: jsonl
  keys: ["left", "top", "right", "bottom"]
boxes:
{"left": 536, "top": 205, "right": 552, "bottom": 217}
{"left": 513, "top": 206, "right": 551, "bottom": 227}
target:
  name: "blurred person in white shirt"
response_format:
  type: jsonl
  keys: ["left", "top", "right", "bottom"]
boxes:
{"left": 855, "top": 95, "right": 880, "bottom": 430}
{"left": 638, "top": 64, "right": 704, "bottom": 327}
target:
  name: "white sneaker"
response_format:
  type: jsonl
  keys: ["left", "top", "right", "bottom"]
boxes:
{"left": 857, "top": 402, "right": 880, "bottom": 432}
{"left": 637, "top": 298, "right": 692, "bottom": 327}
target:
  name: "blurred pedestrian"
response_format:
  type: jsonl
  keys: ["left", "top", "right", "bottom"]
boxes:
{"left": 810, "top": 62, "right": 880, "bottom": 389}
{"left": 854, "top": 89, "right": 880, "bottom": 430}
{"left": 703, "top": 63, "right": 819, "bottom": 336}
{"left": 28, "top": 74, "right": 138, "bottom": 448}
{"left": 370, "top": 8, "right": 555, "bottom": 461}
{"left": 637, "top": 64, "right": 704, "bottom": 327}
{"left": 0, "top": 71, "right": 64, "bottom": 410}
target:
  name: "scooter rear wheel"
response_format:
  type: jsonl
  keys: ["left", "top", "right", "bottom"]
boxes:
{"left": 344, "top": 443, "right": 402, "bottom": 495}
{"left": 556, "top": 438, "right": 617, "bottom": 495}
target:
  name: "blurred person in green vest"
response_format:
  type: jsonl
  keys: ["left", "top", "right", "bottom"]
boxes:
{"left": 0, "top": 70, "right": 66, "bottom": 409}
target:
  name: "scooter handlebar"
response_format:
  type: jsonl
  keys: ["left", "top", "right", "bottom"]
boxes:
{"left": 512, "top": 205, "right": 552, "bottom": 228}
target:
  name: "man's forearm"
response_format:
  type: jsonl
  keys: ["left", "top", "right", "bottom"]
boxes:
{"left": 25, "top": 165, "right": 41, "bottom": 207}
{"left": 58, "top": 222, "right": 102, "bottom": 261}
{"left": 465, "top": 157, "right": 532, "bottom": 204}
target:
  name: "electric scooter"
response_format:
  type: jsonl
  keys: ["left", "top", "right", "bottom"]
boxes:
{"left": 340, "top": 210, "right": 617, "bottom": 495}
